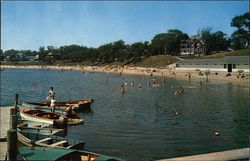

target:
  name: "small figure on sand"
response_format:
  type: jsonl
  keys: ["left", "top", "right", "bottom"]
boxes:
{"left": 188, "top": 73, "right": 191, "bottom": 80}
{"left": 198, "top": 71, "right": 203, "bottom": 76}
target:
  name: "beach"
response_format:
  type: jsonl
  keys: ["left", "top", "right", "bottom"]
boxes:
{"left": 1, "top": 65, "right": 249, "bottom": 85}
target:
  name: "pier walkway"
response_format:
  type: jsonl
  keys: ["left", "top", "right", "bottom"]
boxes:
{"left": 0, "top": 106, "right": 12, "bottom": 160}
{"left": 156, "top": 148, "right": 249, "bottom": 161}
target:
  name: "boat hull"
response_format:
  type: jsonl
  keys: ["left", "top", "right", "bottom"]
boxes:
{"left": 18, "top": 126, "right": 65, "bottom": 136}
{"left": 20, "top": 110, "right": 54, "bottom": 124}
{"left": 17, "top": 131, "right": 85, "bottom": 150}
{"left": 23, "top": 99, "right": 94, "bottom": 112}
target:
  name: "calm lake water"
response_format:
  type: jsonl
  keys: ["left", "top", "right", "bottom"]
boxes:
{"left": 1, "top": 68, "right": 249, "bottom": 161}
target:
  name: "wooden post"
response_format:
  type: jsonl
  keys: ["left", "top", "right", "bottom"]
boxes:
{"left": 10, "top": 115, "right": 18, "bottom": 130}
{"left": 10, "top": 108, "right": 17, "bottom": 115}
{"left": 63, "top": 118, "right": 68, "bottom": 136}
{"left": 7, "top": 129, "right": 17, "bottom": 161}
{"left": 14, "top": 93, "right": 19, "bottom": 108}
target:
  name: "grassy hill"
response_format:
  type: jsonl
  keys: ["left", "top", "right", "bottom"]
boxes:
{"left": 133, "top": 55, "right": 179, "bottom": 68}
{"left": 200, "top": 49, "right": 250, "bottom": 59}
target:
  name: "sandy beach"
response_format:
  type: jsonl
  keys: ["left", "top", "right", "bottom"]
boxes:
{"left": 1, "top": 65, "right": 249, "bottom": 85}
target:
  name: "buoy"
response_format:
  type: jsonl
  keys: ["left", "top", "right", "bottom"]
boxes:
{"left": 213, "top": 131, "right": 220, "bottom": 136}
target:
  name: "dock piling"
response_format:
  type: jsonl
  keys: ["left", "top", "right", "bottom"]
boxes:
{"left": 7, "top": 129, "right": 17, "bottom": 161}
{"left": 14, "top": 93, "right": 19, "bottom": 108}
{"left": 10, "top": 108, "right": 17, "bottom": 116}
{"left": 63, "top": 118, "right": 68, "bottom": 136}
{"left": 10, "top": 115, "right": 18, "bottom": 130}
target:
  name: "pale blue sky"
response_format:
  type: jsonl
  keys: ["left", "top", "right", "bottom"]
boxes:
{"left": 1, "top": 1, "right": 249, "bottom": 51}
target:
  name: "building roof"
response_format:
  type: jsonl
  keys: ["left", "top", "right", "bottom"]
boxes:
{"left": 175, "top": 56, "right": 250, "bottom": 65}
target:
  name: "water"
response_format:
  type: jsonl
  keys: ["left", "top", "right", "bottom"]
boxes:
{"left": 1, "top": 68, "right": 249, "bottom": 161}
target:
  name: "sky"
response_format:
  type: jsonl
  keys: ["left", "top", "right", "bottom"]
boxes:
{"left": 1, "top": 1, "right": 249, "bottom": 51}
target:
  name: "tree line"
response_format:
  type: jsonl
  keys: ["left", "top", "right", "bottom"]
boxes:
{"left": 0, "top": 12, "right": 249, "bottom": 64}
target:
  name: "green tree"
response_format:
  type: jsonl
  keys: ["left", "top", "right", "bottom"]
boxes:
{"left": 0, "top": 49, "right": 5, "bottom": 61}
{"left": 230, "top": 12, "right": 250, "bottom": 50}
{"left": 38, "top": 46, "right": 46, "bottom": 61}
{"left": 151, "top": 29, "right": 188, "bottom": 55}
{"left": 129, "top": 41, "right": 151, "bottom": 62}
{"left": 198, "top": 28, "right": 229, "bottom": 54}
{"left": 4, "top": 49, "right": 19, "bottom": 62}
{"left": 213, "top": 31, "right": 229, "bottom": 52}
{"left": 198, "top": 27, "right": 214, "bottom": 54}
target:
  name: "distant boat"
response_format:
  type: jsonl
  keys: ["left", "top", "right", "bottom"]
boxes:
{"left": 17, "top": 130, "right": 85, "bottom": 150}
{"left": 19, "top": 108, "right": 84, "bottom": 125}
{"left": 23, "top": 99, "right": 94, "bottom": 112}
{"left": 18, "top": 146, "right": 125, "bottom": 161}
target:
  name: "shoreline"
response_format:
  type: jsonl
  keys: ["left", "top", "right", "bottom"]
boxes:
{"left": 1, "top": 65, "right": 249, "bottom": 85}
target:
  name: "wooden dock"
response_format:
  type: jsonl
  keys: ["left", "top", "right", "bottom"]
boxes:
{"left": 156, "top": 148, "right": 250, "bottom": 161}
{"left": 0, "top": 106, "right": 12, "bottom": 160}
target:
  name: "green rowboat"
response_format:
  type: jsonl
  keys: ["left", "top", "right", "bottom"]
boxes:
{"left": 18, "top": 146, "right": 125, "bottom": 161}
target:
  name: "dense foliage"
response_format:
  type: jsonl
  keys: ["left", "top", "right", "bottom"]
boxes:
{"left": 230, "top": 12, "right": 250, "bottom": 50}
{"left": 1, "top": 12, "right": 249, "bottom": 64}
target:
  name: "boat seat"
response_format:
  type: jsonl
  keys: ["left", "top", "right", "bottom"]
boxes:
{"left": 17, "top": 123, "right": 28, "bottom": 127}
{"left": 50, "top": 140, "right": 67, "bottom": 147}
{"left": 31, "top": 125, "right": 41, "bottom": 128}
{"left": 36, "top": 137, "right": 52, "bottom": 143}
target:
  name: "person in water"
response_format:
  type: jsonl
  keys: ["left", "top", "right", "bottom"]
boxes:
{"left": 178, "top": 87, "right": 184, "bottom": 94}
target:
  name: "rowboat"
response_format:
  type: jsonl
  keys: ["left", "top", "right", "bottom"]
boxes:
{"left": 17, "top": 130, "right": 86, "bottom": 150}
{"left": 18, "top": 147, "right": 125, "bottom": 161}
{"left": 18, "top": 126, "right": 65, "bottom": 136}
{"left": 18, "top": 119, "right": 52, "bottom": 128}
{"left": 17, "top": 104, "right": 79, "bottom": 118}
{"left": 19, "top": 108, "right": 84, "bottom": 125}
{"left": 23, "top": 99, "right": 94, "bottom": 112}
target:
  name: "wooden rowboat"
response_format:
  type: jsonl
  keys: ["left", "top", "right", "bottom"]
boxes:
{"left": 19, "top": 108, "right": 84, "bottom": 125}
{"left": 17, "top": 130, "right": 85, "bottom": 150}
{"left": 18, "top": 146, "right": 125, "bottom": 161}
{"left": 18, "top": 126, "right": 65, "bottom": 136}
{"left": 23, "top": 99, "right": 94, "bottom": 112}
{"left": 17, "top": 104, "right": 79, "bottom": 118}
{"left": 18, "top": 119, "right": 52, "bottom": 128}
